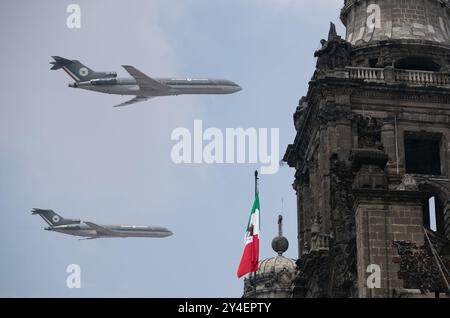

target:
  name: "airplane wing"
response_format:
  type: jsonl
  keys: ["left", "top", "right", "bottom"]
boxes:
{"left": 113, "top": 96, "right": 153, "bottom": 108}
{"left": 122, "top": 65, "right": 169, "bottom": 92}
{"left": 84, "top": 222, "right": 121, "bottom": 237}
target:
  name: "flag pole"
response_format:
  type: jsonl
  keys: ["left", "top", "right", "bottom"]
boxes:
{"left": 252, "top": 170, "right": 259, "bottom": 298}
{"left": 254, "top": 170, "right": 259, "bottom": 196}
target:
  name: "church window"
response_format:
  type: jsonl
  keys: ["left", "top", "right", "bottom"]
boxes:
{"left": 404, "top": 133, "right": 441, "bottom": 176}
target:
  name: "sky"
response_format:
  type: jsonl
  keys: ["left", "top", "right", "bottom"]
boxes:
{"left": 0, "top": 0, "right": 344, "bottom": 297}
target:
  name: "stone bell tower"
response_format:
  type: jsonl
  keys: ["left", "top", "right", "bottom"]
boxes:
{"left": 284, "top": 0, "right": 450, "bottom": 298}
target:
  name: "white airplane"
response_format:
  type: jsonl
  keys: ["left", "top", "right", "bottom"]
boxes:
{"left": 51, "top": 56, "right": 242, "bottom": 107}
{"left": 32, "top": 209, "right": 173, "bottom": 240}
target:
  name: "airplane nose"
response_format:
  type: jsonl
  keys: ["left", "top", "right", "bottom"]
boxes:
{"left": 69, "top": 83, "right": 78, "bottom": 88}
{"left": 234, "top": 85, "right": 242, "bottom": 92}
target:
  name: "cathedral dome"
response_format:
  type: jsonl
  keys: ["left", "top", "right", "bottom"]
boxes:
{"left": 257, "top": 256, "right": 296, "bottom": 279}
{"left": 243, "top": 215, "right": 296, "bottom": 298}
{"left": 243, "top": 256, "right": 296, "bottom": 298}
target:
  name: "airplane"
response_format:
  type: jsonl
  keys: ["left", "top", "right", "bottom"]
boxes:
{"left": 50, "top": 56, "right": 242, "bottom": 107}
{"left": 32, "top": 208, "right": 173, "bottom": 240}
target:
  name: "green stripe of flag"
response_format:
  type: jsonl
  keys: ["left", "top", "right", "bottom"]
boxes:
{"left": 246, "top": 192, "right": 260, "bottom": 231}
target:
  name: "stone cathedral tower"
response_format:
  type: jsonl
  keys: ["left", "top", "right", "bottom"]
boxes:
{"left": 284, "top": 0, "right": 450, "bottom": 298}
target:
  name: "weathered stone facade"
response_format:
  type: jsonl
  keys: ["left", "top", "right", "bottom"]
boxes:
{"left": 284, "top": 0, "right": 450, "bottom": 298}
{"left": 343, "top": 0, "right": 450, "bottom": 45}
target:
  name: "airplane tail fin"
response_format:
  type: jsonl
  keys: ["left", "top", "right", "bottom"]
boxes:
{"left": 49, "top": 56, "right": 72, "bottom": 70}
{"left": 50, "top": 56, "right": 98, "bottom": 82}
{"left": 50, "top": 56, "right": 118, "bottom": 83}
{"left": 32, "top": 208, "right": 80, "bottom": 226}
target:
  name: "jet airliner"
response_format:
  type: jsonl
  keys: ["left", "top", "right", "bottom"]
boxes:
{"left": 32, "top": 208, "right": 173, "bottom": 240}
{"left": 50, "top": 56, "right": 242, "bottom": 107}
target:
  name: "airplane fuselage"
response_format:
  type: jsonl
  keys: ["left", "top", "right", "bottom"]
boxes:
{"left": 70, "top": 77, "right": 242, "bottom": 96}
{"left": 47, "top": 224, "right": 173, "bottom": 238}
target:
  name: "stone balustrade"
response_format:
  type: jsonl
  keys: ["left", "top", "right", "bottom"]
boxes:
{"left": 347, "top": 67, "right": 385, "bottom": 81}
{"left": 343, "top": 67, "right": 450, "bottom": 86}
{"left": 394, "top": 69, "right": 450, "bottom": 85}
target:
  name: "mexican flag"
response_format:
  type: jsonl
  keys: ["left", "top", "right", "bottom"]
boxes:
{"left": 237, "top": 192, "right": 260, "bottom": 278}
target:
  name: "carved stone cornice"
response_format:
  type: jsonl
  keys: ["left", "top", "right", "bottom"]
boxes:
{"left": 318, "top": 105, "right": 353, "bottom": 125}
{"left": 351, "top": 85, "right": 450, "bottom": 104}
{"left": 350, "top": 149, "right": 388, "bottom": 171}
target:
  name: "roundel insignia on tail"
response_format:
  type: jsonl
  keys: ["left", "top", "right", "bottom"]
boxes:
{"left": 52, "top": 215, "right": 61, "bottom": 223}
{"left": 79, "top": 67, "right": 89, "bottom": 77}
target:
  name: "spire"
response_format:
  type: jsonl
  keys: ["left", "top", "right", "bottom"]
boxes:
{"left": 271, "top": 215, "right": 289, "bottom": 256}
{"left": 327, "top": 22, "right": 338, "bottom": 41}
{"left": 278, "top": 215, "right": 283, "bottom": 236}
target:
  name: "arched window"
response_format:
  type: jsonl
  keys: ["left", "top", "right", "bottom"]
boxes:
{"left": 423, "top": 195, "right": 445, "bottom": 235}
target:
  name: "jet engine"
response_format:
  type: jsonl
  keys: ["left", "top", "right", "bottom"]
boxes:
{"left": 90, "top": 78, "right": 118, "bottom": 85}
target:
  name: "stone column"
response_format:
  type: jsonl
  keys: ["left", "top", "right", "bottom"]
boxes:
{"left": 351, "top": 149, "right": 424, "bottom": 297}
